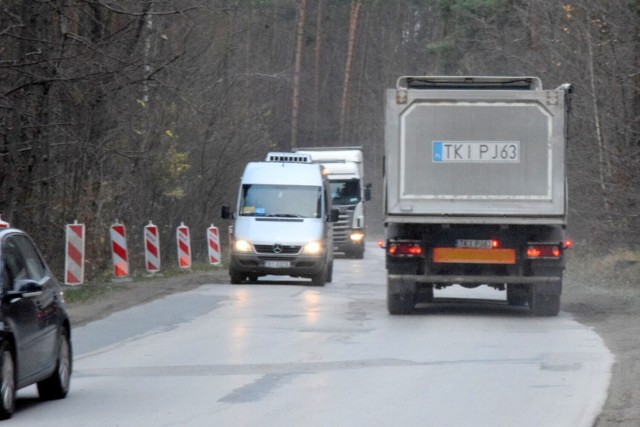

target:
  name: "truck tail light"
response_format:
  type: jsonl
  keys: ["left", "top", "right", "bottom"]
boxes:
{"left": 388, "top": 242, "right": 423, "bottom": 256}
{"left": 526, "top": 244, "right": 561, "bottom": 259}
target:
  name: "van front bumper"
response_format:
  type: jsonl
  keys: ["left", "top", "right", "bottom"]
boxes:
{"left": 230, "top": 252, "right": 326, "bottom": 277}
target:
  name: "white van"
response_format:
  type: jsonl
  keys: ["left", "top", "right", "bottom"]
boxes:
{"left": 221, "top": 153, "right": 338, "bottom": 286}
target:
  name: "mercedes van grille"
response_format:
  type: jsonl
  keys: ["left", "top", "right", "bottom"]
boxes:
{"left": 254, "top": 244, "right": 301, "bottom": 254}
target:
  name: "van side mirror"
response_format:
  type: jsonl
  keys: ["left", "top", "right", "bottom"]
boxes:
{"left": 329, "top": 208, "right": 340, "bottom": 223}
{"left": 221, "top": 205, "right": 234, "bottom": 220}
{"left": 364, "top": 184, "right": 372, "bottom": 202}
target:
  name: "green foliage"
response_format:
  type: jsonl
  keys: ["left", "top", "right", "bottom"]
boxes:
{"left": 426, "top": 33, "right": 458, "bottom": 54}
{"left": 63, "top": 283, "right": 128, "bottom": 305}
{"left": 166, "top": 143, "right": 191, "bottom": 178}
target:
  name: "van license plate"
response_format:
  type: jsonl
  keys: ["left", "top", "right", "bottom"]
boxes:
{"left": 265, "top": 261, "right": 290, "bottom": 268}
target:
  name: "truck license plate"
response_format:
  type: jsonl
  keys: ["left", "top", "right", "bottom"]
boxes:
{"left": 265, "top": 260, "right": 290, "bottom": 268}
{"left": 432, "top": 141, "right": 520, "bottom": 163}
{"left": 456, "top": 239, "right": 492, "bottom": 248}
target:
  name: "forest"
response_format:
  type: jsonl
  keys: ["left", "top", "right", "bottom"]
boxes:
{"left": 1, "top": 0, "right": 639, "bottom": 280}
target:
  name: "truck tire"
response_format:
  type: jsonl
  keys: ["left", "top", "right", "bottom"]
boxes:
{"left": 326, "top": 261, "right": 333, "bottom": 283}
{"left": 387, "top": 277, "right": 415, "bottom": 314}
{"left": 507, "top": 284, "right": 528, "bottom": 306}
{"left": 529, "top": 283, "right": 561, "bottom": 317}
{"left": 352, "top": 246, "right": 364, "bottom": 259}
{"left": 229, "top": 267, "right": 243, "bottom": 285}
{"left": 416, "top": 285, "right": 434, "bottom": 304}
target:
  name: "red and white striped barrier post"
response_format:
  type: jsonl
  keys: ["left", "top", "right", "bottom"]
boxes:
{"left": 176, "top": 222, "right": 191, "bottom": 269}
{"left": 0, "top": 215, "right": 9, "bottom": 229}
{"left": 207, "top": 224, "right": 221, "bottom": 266}
{"left": 64, "top": 221, "right": 85, "bottom": 285}
{"left": 144, "top": 221, "right": 161, "bottom": 273}
{"left": 110, "top": 221, "right": 130, "bottom": 279}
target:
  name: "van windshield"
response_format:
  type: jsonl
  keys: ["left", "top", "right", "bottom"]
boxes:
{"left": 239, "top": 184, "right": 322, "bottom": 218}
{"left": 330, "top": 179, "right": 361, "bottom": 206}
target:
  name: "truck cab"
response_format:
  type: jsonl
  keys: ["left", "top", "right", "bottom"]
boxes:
{"left": 295, "top": 148, "right": 370, "bottom": 259}
{"left": 222, "top": 152, "right": 338, "bottom": 286}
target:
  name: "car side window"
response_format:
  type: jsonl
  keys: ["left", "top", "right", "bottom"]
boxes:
{"left": 1, "top": 236, "right": 47, "bottom": 290}
{"left": 2, "top": 239, "right": 27, "bottom": 289}
{"left": 13, "top": 235, "right": 47, "bottom": 281}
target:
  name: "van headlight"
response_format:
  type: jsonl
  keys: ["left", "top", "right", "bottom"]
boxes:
{"left": 233, "top": 240, "right": 253, "bottom": 252}
{"left": 303, "top": 241, "right": 323, "bottom": 254}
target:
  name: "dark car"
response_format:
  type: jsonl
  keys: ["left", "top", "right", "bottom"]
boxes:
{"left": 0, "top": 228, "right": 72, "bottom": 419}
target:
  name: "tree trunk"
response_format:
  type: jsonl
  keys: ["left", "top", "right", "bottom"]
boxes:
{"left": 339, "top": 0, "right": 361, "bottom": 144}
{"left": 313, "top": 0, "right": 324, "bottom": 146}
{"left": 585, "top": 9, "right": 610, "bottom": 212}
{"left": 290, "top": 0, "right": 307, "bottom": 151}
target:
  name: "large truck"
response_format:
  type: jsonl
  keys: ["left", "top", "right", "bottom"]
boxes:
{"left": 383, "top": 76, "right": 573, "bottom": 316}
{"left": 221, "top": 152, "right": 338, "bottom": 286}
{"left": 295, "top": 147, "right": 371, "bottom": 259}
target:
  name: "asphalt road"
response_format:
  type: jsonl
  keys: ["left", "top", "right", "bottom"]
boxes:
{"left": 11, "top": 243, "right": 613, "bottom": 426}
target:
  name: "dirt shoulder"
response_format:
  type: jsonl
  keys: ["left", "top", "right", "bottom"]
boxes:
{"left": 562, "top": 279, "right": 640, "bottom": 427}
{"left": 65, "top": 269, "right": 229, "bottom": 327}
{"left": 64, "top": 262, "right": 640, "bottom": 426}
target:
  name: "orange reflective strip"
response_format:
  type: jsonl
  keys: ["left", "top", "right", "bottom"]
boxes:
{"left": 433, "top": 248, "right": 516, "bottom": 264}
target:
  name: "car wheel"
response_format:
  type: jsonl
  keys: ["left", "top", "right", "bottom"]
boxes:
{"left": 38, "top": 330, "right": 72, "bottom": 400}
{"left": 0, "top": 343, "right": 16, "bottom": 420}
{"left": 326, "top": 261, "right": 333, "bottom": 283}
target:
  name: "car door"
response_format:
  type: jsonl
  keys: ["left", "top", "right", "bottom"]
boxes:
{"left": 1, "top": 234, "right": 58, "bottom": 382}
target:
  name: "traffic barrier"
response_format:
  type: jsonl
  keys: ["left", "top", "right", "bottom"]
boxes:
{"left": 64, "top": 221, "right": 85, "bottom": 285}
{"left": 207, "top": 224, "right": 221, "bottom": 265}
{"left": 110, "top": 221, "right": 130, "bottom": 278}
{"left": 176, "top": 222, "right": 191, "bottom": 268}
{"left": 0, "top": 215, "right": 9, "bottom": 228}
{"left": 144, "top": 221, "right": 161, "bottom": 273}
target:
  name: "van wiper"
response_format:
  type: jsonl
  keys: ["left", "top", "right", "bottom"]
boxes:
{"left": 267, "top": 213, "right": 304, "bottom": 218}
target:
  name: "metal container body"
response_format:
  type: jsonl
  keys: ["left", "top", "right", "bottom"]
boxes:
{"left": 384, "top": 76, "right": 570, "bottom": 224}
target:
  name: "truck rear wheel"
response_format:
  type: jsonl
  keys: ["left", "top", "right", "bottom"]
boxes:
{"left": 416, "top": 285, "right": 434, "bottom": 304}
{"left": 507, "top": 284, "right": 528, "bottom": 306}
{"left": 387, "top": 278, "right": 415, "bottom": 314}
{"left": 529, "top": 283, "right": 561, "bottom": 316}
